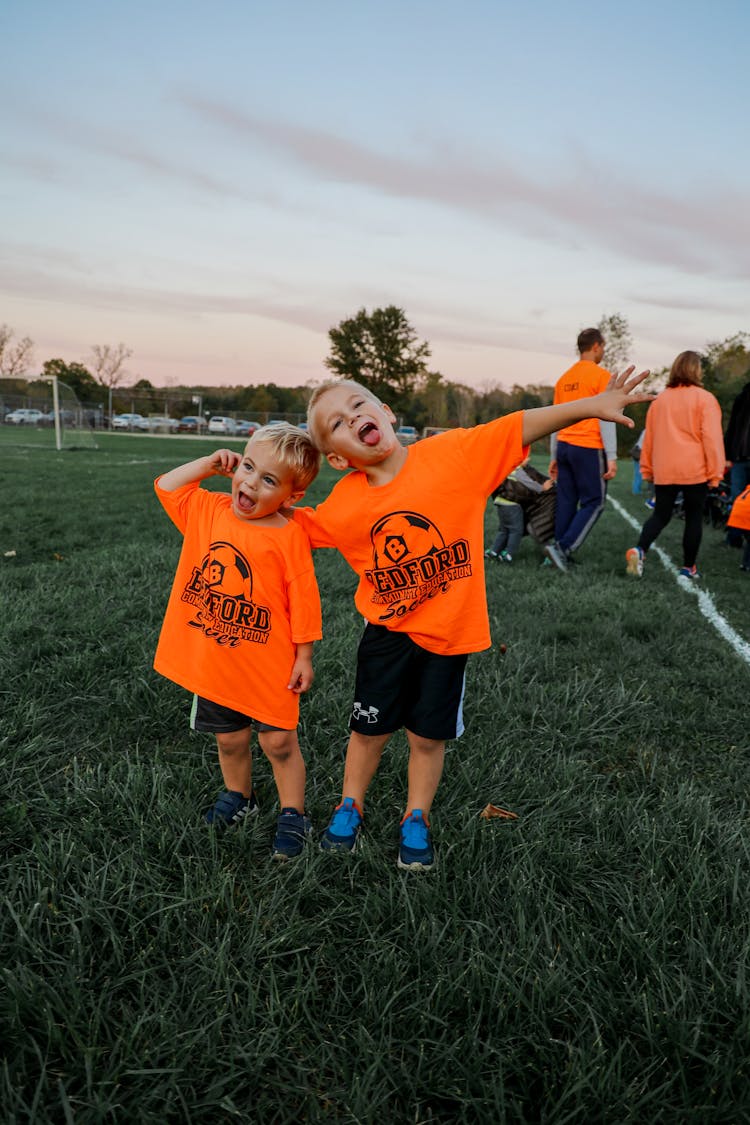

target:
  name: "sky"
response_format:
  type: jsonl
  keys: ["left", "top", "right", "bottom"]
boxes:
{"left": 2, "top": 0, "right": 749, "bottom": 392}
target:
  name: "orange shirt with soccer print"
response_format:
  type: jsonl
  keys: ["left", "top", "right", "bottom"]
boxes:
{"left": 293, "top": 412, "right": 527, "bottom": 656}
{"left": 553, "top": 359, "right": 612, "bottom": 449}
{"left": 154, "top": 480, "right": 322, "bottom": 729}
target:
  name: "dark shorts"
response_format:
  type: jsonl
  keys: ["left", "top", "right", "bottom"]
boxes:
{"left": 350, "top": 624, "right": 468, "bottom": 741}
{"left": 190, "top": 695, "right": 288, "bottom": 734}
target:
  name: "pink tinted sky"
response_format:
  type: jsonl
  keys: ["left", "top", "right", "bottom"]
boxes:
{"left": 2, "top": 0, "right": 749, "bottom": 391}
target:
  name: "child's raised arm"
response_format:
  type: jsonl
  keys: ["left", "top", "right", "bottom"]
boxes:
{"left": 521, "top": 367, "right": 654, "bottom": 447}
{"left": 158, "top": 448, "right": 241, "bottom": 491}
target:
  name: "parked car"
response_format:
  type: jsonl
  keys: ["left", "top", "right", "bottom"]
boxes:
{"left": 235, "top": 420, "right": 259, "bottom": 436}
{"left": 139, "top": 415, "right": 179, "bottom": 432}
{"left": 41, "top": 409, "right": 77, "bottom": 427}
{"left": 177, "top": 415, "right": 206, "bottom": 433}
{"left": 112, "top": 413, "right": 145, "bottom": 430}
{"left": 396, "top": 425, "right": 418, "bottom": 445}
{"left": 208, "top": 416, "right": 237, "bottom": 435}
{"left": 5, "top": 408, "right": 45, "bottom": 425}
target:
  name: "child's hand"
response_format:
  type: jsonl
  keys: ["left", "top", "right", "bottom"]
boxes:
{"left": 288, "top": 655, "right": 314, "bottom": 694}
{"left": 208, "top": 448, "right": 241, "bottom": 476}
{"left": 598, "top": 367, "right": 655, "bottom": 427}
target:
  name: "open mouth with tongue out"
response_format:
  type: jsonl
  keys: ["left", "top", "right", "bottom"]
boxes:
{"left": 358, "top": 421, "right": 381, "bottom": 446}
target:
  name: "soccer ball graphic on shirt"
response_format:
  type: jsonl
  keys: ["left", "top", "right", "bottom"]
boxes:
{"left": 370, "top": 511, "right": 445, "bottom": 569}
{"left": 200, "top": 541, "right": 253, "bottom": 600}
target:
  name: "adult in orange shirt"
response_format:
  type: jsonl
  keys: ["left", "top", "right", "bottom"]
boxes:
{"left": 625, "top": 351, "right": 726, "bottom": 580}
{"left": 153, "top": 424, "right": 322, "bottom": 859}
{"left": 297, "top": 368, "right": 653, "bottom": 871}
{"left": 546, "top": 327, "right": 618, "bottom": 571}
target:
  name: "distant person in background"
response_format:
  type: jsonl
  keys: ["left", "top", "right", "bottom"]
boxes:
{"left": 726, "top": 483, "right": 750, "bottom": 572}
{"left": 546, "top": 328, "right": 618, "bottom": 571}
{"left": 630, "top": 430, "right": 644, "bottom": 494}
{"left": 485, "top": 491, "right": 523, "bottom": 563}
{"left": 487, "top": 459, "right": 556, "bottom": 563}
{"left": 723, "top": 381, "right": 750, "bottom": 547}
{"left": 625, "top": 351, "right": 725, "bottom": 580}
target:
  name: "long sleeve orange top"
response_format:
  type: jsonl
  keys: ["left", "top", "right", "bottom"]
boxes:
{"left": 640, "top": 385, "right": 725, "bottom": 487}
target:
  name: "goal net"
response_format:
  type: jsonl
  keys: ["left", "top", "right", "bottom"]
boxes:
{"left": 1, "top": 377, "right": 99, "bottom": 451}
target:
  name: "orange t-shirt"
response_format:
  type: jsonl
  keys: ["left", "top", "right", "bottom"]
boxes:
{"left": 154, "top": 480, "right": 322, "bottom": 729}
{"left": 640, "top": 385, "right": 725, "bottom": 486}
{"left": 728, "top": 485, "right": 750, "bottom": 533}
{"left": 293, "top": 413, "right": 527, "bottom": 656}
{"left": 553, "top": 359, "right": 612, "bottom": 449}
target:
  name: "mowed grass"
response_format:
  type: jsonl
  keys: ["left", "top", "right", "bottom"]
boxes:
{"left": 2, "top": 429, "right": 750, "bottom": 1124}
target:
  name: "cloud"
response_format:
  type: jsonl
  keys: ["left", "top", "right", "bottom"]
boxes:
{"left": 0, "top": 256, "right": 336, "bottom": 336}
{"left": 181, "top": 95, "right": 750, "bottom": 279}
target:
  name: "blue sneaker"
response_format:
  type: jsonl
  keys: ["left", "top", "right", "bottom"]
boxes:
{"left": 205, "top": 790, "right": 259, "bottom": 829}
{"left": 272, "top": 808, "right": 313, "bottom": 860}
{"left": 679, "top": 565, "right": 700, "bottom": 580}
{"left": 398, "top": 809, "right": 435, "bottom": 871}
{"left": 320, "top": 797, "right": 363, "bottom": 853}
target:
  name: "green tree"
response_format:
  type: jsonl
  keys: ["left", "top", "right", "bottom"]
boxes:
{"left": 42, "top": 358, "right": 98, "bottom": 402}
{"left": 0, "top": 324, "right": 34, "bottom": 377}
{"left": 597, "top": 312, "right": 633, "bottom": 374}
{"left": 702, "top": 332, "right": 750, "bottom": 421}
{"left": 325, "top": 306, "right": 431, "bottom": 414}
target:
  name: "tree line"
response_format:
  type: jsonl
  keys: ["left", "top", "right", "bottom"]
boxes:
{"left": 1, "top": 314, "right": 748, "bottom": 447}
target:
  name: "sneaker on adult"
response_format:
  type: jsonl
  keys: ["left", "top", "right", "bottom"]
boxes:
{"left": 397, "top": 809, "right": 435, "bottom": 872}
{"left": 679, "top": 565, "right": 701, "bottom": 580}
{"left": 645, "top": 498, "right": 655, "bottom": 510}
{"left": 272, "top": 808, "right": 313, "bottom": 860}
{"left": 320, "top": 796, "right": 363, "bottom": 853}
{"left": 543, "top": 541, "right": 569, "bottom": 573}
{"left": 625, "top": 546, "right": 645, "bottom": 577}
{"left": 205, "top": 790, "right": 259, "bottom": 829}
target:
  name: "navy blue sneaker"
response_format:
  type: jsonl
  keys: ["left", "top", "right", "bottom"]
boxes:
{"left": 397, "top": 809, "right": 435, "bottom": 871}
{"left": 272, "top": 808, "right": 313, "bottom": 860}
{"left": 320, "top": 797, "right": 363, "bottom": 853}
{"left": 205, "top": 790, "right": 259, "bottom": 829}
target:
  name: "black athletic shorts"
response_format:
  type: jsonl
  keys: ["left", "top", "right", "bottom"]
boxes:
{"left": 349, "top": 624, "right": 467, "bottom": 740}
{"left": 190, "top": 695, "right": 288, "bottom": 734}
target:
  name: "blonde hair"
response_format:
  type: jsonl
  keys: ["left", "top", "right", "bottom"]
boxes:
{"left": 667, "top": 351, "right": 704, "bottom": 388}
{"left": 306, "top": 379, "right": 380, "bottom": 452}
{"left": 245, "top": 422, "right": 320, "bottom": 490}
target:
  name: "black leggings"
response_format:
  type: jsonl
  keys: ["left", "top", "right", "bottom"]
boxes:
{"left": 638, "top": 482, "right": 708, "bottom": 567}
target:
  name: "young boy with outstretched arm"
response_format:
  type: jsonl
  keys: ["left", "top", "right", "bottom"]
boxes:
{"left": 153, "top": 423, "right": 322, "bottom": 860}
{"left": 294, "top": 368, "right": 652, "bottom": 871}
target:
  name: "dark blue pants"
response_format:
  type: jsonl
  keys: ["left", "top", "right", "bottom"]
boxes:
{"left": 554, "top": 441, "right": 607, "bottom": 554}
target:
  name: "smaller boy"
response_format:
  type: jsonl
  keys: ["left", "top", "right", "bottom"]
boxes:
{"left": 153, "top": 423, "right": 322, "bottom": 860}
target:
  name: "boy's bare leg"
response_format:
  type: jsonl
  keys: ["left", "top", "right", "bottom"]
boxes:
{"left": 340, "top": 731, "right": 391, "bottom": 808}
{"left": 215, "top": 728, "right": 253, "bottom": 797}
{"left": 258, "top": 729, "right": 306, "bottom": 812}
{"left": 404, "top": 731, "right": 446, "bottom": 818}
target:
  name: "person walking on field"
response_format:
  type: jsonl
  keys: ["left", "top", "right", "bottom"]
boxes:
{"left": 625, "top": 350, "right": 726, "bottom": 580}
{"left": 546, "top": 327, "right": 618, "bottom": 571}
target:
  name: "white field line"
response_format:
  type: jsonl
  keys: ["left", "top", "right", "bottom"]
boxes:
{"left": 608, "top": 494, "right": 750, "bottom": 667}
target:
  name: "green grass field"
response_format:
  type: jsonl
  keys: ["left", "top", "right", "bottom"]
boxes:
{"left": 2, "top": 428, "right": 750, "bottom": 1124}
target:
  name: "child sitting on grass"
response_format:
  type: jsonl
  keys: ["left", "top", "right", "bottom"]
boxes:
{"left": 153, "top": 423, "right": 322, "bottom": 860}
{"left": 294, "top": 368, "right": 652, "bottom": 871}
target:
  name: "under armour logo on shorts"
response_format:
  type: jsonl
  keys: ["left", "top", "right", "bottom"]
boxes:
{"left": 352, "top": 701, "right": 379, "bottom": 723}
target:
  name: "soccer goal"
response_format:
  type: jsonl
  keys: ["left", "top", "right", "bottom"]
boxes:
{"left": 46, "top": 375, "right": 99, "bottom": 451}
{"left": 1, "top": 376, "right": 99, "bottom": 451}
